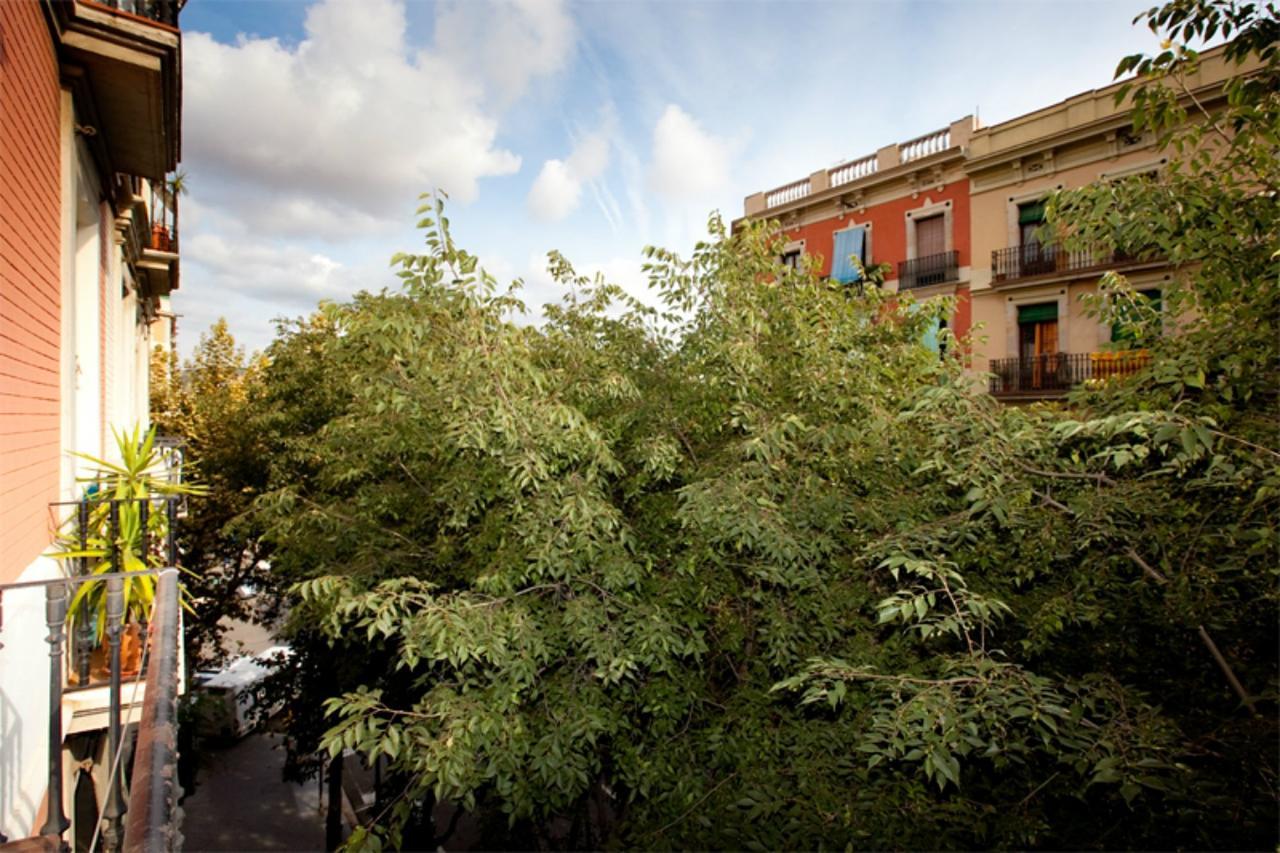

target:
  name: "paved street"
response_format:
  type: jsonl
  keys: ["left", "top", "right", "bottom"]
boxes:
{"left": 181, "top": 732, "right": 325, "bottom": 852}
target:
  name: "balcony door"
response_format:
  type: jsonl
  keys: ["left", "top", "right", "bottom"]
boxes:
{"left": 913, "top": 214, "right": 947, "bottom": 286}
{"left": 1017, "top": 302, "right": 1059, "bottom": 390}
{"left": 1018, "top": 200, "right": 1056, "bottom": 276}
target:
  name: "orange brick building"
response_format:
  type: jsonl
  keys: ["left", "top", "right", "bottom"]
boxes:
{"left": 1, "top": 0, "right": 65, "bottom": 584}
{"left": 0, "top": 0, "right": 182, "bottom": 841}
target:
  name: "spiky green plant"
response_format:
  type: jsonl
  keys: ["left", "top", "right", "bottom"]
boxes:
{"left": 52, "top": 424, "right": 205, "bottom": 642}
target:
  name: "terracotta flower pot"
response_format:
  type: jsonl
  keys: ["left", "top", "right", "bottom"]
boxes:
{"left": 87, "top": 622, "right": 145, "bottom": 682}
{"left": 150, "top": 224, "right": 171, "bottom": 251}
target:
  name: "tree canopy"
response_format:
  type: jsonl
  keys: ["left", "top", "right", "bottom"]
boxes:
{"left": 168, "top": 2, "right": 1278, "bottom": 848}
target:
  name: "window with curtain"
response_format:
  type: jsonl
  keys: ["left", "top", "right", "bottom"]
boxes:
{"left": 915, "top": 214, "right": 946, "bottom": 258}
{"left": 1018, "top": 200, "right": 1046, "bottom": 247}
{"left": 831, "top": 226, "right": 867, "bottom": 283}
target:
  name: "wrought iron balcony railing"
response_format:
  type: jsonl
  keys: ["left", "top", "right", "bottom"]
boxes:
{"left": 0, "top": 497, "right": 184, "bottom": 852}
{"left": 148, "top": 182, "right": 179, "bottom": 254}
{"left": 898, "top": 250, "right": 959, "bottom": 290}
{"left": 93, "top": 0, "right": 182, "bottom": 27}
{"left": 989, "top": 351, "right": 1152, "bottom": 397}
{"left": 990, "top": 242, "right": 1149, "bottom": 284}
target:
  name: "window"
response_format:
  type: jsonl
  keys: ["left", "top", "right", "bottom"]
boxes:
{"left": 1017, "top": 201, "right": 1056, "bottom": 276}
{"left": 1017, "top": 302, "right": 1060, "bottom": 390}
{"left": 1018, "top": 200, "right": 1046, "bottom": 247}
{"left": 831, "top": 226, "right": 867, "bottom": 283}
{"left": 1018, "top": 302, "right": 1059, "bottom": 358}
{"left": 922, "top": 315, "right": 947, "bottom": 357}
{"left": 915, "top": 214, "right": 946, "bottom": 259}
{"left": 779, "top": 249, "right": 801, "bottom": 270}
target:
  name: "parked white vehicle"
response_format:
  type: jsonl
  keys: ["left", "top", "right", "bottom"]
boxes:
{"left": 192, "top": 645, "right": 290, "bottom": 739}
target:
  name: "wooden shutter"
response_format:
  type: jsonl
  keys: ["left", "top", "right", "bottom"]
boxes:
{"left": 915, "top": 214, "right": 945, "bottom": 258}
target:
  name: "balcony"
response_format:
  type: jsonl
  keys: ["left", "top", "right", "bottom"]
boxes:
{"left": 991, "top": 242, "right": 1156, "bottom": 285}
{"left": 48, "top": 0, "right": 182, "bottom": 180}
{"left": 92, "top": 0, "right": 181, "bottom": 27}
{"left": 989, "top": 351, "right": 1152, "bottom": 398}
{"left": 898, "top": 250, "right": 959, "bottom": 290}
{"left": 136, "top": 180, "right": 180, "bottom": 297}
{"left": 0, "top": 498, "right": 184, "bottom": 852}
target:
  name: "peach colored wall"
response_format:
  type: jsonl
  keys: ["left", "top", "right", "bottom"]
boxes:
{"left": 968, "top": 147, "right": 1174, "bottom": 370}
{"left": 953, "top": 285, "right": 972, "bottom": 348}
{"left": 969, "top": 148, "right": 1172, "bottom": 287}
{"left": 0, "top": 1, "right": 63, "bottom": 583}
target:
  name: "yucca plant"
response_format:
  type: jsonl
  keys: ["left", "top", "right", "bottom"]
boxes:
{"left": 52, "top": 424, "right": 205, "bottom": 644}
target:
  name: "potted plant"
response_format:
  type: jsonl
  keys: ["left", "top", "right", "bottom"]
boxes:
{"left": 52, "top": 425, "right": 204, "bottom": 681}
{"left": 150, "top": 222, "right": 171, "bottom": 252}
{"left": 147, "top": 171, "right": 186, "bottom": 252}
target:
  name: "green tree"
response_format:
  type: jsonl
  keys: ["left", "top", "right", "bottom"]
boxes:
{"left": 233, "top": 2, "right": 1277, "bottom": 848}
{"left": 151, "top": 319, "right": 272, "bottom": 664}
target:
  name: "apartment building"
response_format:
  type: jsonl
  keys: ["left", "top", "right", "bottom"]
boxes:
{"left": 967, "top": 46, "right": 1249, "bottom": 398}
{"left": 737, "top": 44, "right": 1253, "bottom": 399}
{"left": 0, "top": 0, "right": 183, "bottom": 846}
{"left": 741, "top": 117, "right": 978, "bottom": 352}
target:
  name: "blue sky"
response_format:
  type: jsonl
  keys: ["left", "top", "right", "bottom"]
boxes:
{"left": 175, "top": 0, "right": 1160, "bottom": 355}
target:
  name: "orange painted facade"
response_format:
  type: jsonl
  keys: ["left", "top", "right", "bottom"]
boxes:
{"left": 783, "top": 179, "right": 971, "bottom": 281}
{"left": 0, "top": 0, "right": 64, "bottom": 583}
{"left": 779, "top": 179, "right": 974, "bottom": 344}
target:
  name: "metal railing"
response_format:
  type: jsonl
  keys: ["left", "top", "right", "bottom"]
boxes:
{"left": 991, "top": 242, "right": 1148, "bottom": 283}
{"left": 898, "top": 250, "right": 959, "bottom": 289}
{"left": 93, "top": 0, "right": 181, "bottom": 27}
{"left": 0, "top": 496, "right": 183, "bottom": 852}
{"left": 988, "top": 351, "right": 1152, "bottom": 396}
{"left": 123, "top": 568, "right": 182, "bottom": 853}
{"left": 148, "top": 183, "right": 178, "bottom": 254}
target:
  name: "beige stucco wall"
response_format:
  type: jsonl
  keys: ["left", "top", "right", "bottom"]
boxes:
{"left": 969, "top": 146, "right": 1172, "bottom": 289}
{"left": 966, "top": 142, "right": 1177, "bottom": 370}
{"left": 971, "top": 268, "right": 1175, "bottom": 372}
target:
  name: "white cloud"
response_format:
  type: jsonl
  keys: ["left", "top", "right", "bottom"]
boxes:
{"left": 527, "top": 159, "right": 580, "bottom": 222}
{"left": 175, "top": 0, "right": 578, "bottom": 354}
{"left": 648, "top": 104, "right": 731, "bottom": 200}
{"left": 183, "top": 232, "right": 361, "bottom": 309}
{"left": 183, "top": 0, "right": 579, "bottom": 232}
{"left": 526, "top": 123, "right": 613, "bottom": 222}
{"left": 435, "top": 0, "right": 576, "bottom": 104}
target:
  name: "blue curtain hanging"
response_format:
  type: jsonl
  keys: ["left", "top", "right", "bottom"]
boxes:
{"left": 831, "top": 227, "right": 866, "bottom": 283}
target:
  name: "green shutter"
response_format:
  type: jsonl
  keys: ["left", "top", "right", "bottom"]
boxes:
{"left": 1018, "top": 302, "right": 1058, "bottom": 324}
{"left": 1018, "top": 201, "right": 1046, "bottom": 225}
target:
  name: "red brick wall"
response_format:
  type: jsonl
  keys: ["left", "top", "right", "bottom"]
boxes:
{"left": 0, "top": 1, "right": 62, "bottom": 582}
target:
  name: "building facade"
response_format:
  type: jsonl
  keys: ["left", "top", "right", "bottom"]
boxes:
{"left": 966, "top": 47, "right": 1247, "bottom": 398}
{"left": 741, "top": 116, "right": 978, "bottom": 352}
{"left": 0, "top": 0, "right": 182, "bottom": 843}
{"left": 737, "top": 45, "right": 1253, "bottom": 398}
